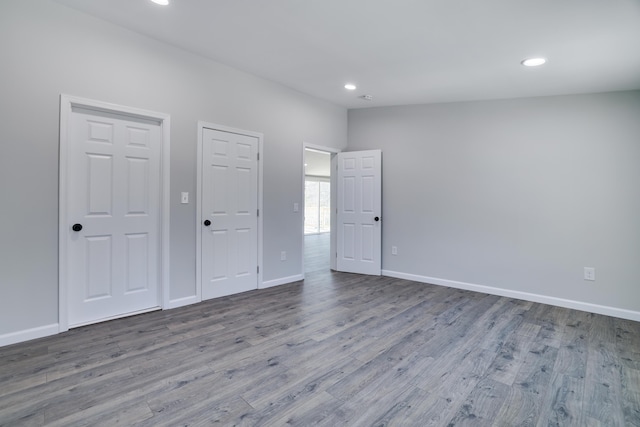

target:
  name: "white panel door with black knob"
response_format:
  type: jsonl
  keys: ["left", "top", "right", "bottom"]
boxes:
{"left": 336, "top": 149, "right": 382, "bottom": 275}
{"left": 62, "top": 100, "right": 165, "bottom": 328}
{"left": 200, "top": 126, "right": 260, "bottom": 300}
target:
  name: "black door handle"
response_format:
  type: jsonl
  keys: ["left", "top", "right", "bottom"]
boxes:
{"left": 203, "top": 220, "right": 211, "bottom": 226}
{"left": 374, "top": 217, "right": 380, "bottom": 222}
{"left": 72, "top": 223, "right": 83, "bottom": 232}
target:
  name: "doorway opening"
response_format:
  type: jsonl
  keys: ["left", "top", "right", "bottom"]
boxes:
{"left": 302, "top": 145, "right": 339, "bottom": 276}
{"left": 304, "top": 153, "right": 331, "bottom": 235}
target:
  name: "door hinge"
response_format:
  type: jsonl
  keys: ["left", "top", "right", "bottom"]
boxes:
{"left": 257, "top": 153, "right": 260, "bottom": 161}
{"left": 257, "top": 266, "right": 260, "bottom": 274}
{"left": 257, "top": 209, "right": 259, "bottom": 217}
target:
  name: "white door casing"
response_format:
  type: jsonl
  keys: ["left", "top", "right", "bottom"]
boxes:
{"left": 337, "top": 150, "right": 382, "bottom": 275}
{"left": 59, "top": 95, "right": 170, "bottom": 330}
{"left": 198, "top": 124, "right": 262, "bottom": 300}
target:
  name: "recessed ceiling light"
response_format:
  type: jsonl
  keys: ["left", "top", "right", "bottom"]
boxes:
{"left": 521, "top": 57, "right": 547, "bottom": 67}
{"left": 344, "top": 84, "right": 357, "bottom": 90}
{"left": 150, "top": 0, "right": 169, "bottom": 5}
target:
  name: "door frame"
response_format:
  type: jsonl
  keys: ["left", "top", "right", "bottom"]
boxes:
{"left": 301, "top": 143, "right": 341, "bottom": 277}
{"left": 58, "top": 94, "right": 171, "bottom": 332}
{"left": 196, "top": 121, "right": 264, "bottom": 301}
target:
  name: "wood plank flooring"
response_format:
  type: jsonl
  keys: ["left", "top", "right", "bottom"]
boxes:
{"left": 304, "top": 233, "right": 330, "bottom": 273}
{"left": 1, "top": 242, "right": 639, "bottom": 426}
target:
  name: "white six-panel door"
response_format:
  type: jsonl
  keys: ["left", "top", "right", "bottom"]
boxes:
{"left": 201, "top": 128, "right": 258, "bottom": 299}
{"left": 337, "top": 150, "right": 382, "bottom": 275}
{"left": 66, "top": 107, "right": 162, "bottom": 327}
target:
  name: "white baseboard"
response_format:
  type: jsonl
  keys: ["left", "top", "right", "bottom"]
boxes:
{"left": 166, "top": 295, "right": 200, "bottom": 310}
{"left": 260, "top": 274, "right": 304, "bottom": 289}
{"left": 0, "top": 323, "right": 59, "bottom": 348}
{"left": 382, "top": 270, "right": 640, "bottom": 322}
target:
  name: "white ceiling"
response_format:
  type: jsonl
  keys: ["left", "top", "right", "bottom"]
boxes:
{"left": 53, "top": 0, "right": 640, "bottom": 109}
{"left": 305, "top": 149, "right": 331, "bottom": 178}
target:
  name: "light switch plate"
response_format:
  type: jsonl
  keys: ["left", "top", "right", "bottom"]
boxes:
{"left": 293, "top": 203, "right": 299, "bottom": 212}
{"left": 181, "top": 192, "right": 189, "bottom": 204}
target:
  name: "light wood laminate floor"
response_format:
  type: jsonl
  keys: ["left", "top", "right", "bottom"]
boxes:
{"left": 1, "top": 249, "right": 639, "bottom": 425}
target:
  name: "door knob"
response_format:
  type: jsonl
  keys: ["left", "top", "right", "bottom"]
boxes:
{"left": 203, "top": 220, "right": 211, "bottom": 226}
{"left": 374, "top": 217, "right": 380, "bottom": 222}
{"left": 72, "top": 223, "right": 83, "bottom": 232}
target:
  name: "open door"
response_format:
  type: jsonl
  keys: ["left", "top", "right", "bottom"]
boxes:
{"left": 336, "top": 150, "right": 382, "bottom": 275}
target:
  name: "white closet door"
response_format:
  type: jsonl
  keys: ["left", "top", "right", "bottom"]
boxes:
{"left": 66, "top": 107, "right": 161, "bottom": 327}
{"left": 201, "top": 128, "right": 258, "bottom": 299}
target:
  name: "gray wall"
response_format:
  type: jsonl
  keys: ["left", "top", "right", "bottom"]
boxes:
{"left": 348, "top": 91, "right": 640, "bottom": 313}
{"left": 0, "top": 0, "right": 347, "bottom": 336}
{"left": 2, "top": 0, "right": 638, "bottom": 342}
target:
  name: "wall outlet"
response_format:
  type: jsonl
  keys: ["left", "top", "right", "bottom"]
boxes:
{"left": 391, "top": 246, "right": 398, "bottom": 255}
{"left": 180, "top": 192, "right": 189, "bottom": 204}
{"left": 280, "top": 251, "right": 287, "bottom": 261}
{"left": 584, "top": 267, "right": 595, "bottom": 281}
{"left": 293, "top": 203, "right": 299, "bottom": 212}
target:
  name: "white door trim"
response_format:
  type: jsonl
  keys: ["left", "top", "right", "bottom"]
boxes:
{"left": 196, "top": 121, "right": 264, "bottom": 301}
{"left": 302, "top": 143, "right": 341, "bottom": 277}
{"left": 58, "top": 94, "right": 171, "bottom": 332}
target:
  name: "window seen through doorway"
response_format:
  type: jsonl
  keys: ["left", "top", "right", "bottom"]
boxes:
{"left": 305, "top": 178, "right": 330, "bottom": 234}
